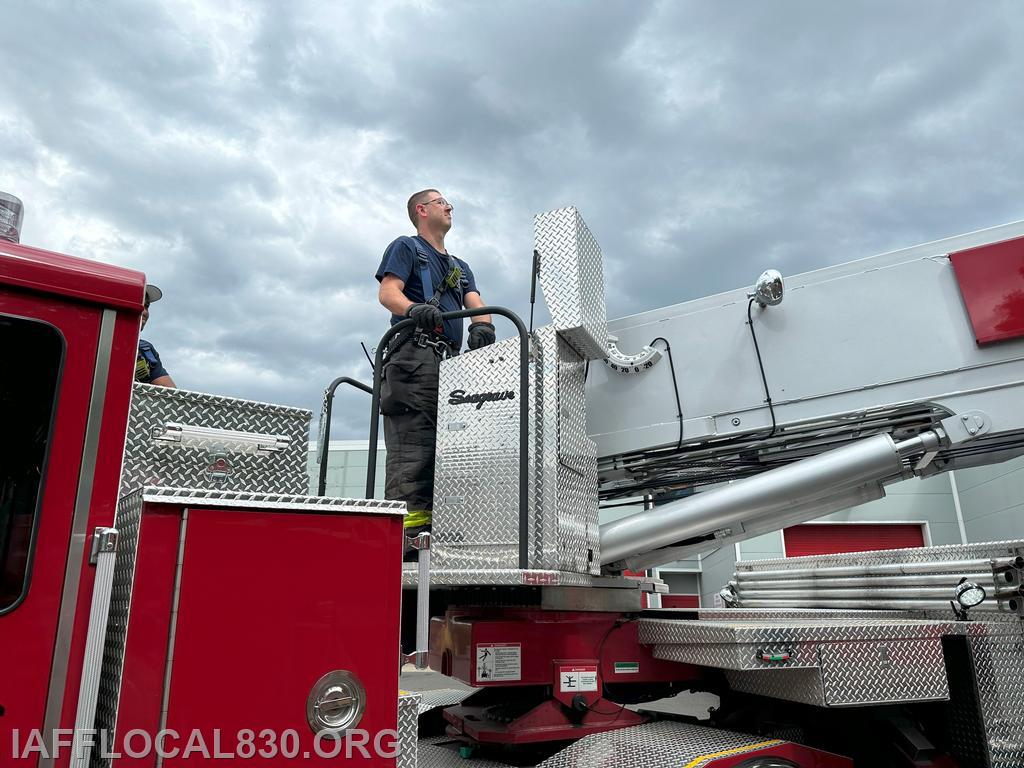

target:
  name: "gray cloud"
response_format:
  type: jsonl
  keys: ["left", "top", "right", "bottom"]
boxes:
{"left": 2, "top": 0, "right": 1022, "bottom": 439}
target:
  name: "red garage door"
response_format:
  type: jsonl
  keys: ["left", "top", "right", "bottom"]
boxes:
{"left": 783, "top": 523, "right": 925, "bottom": 557}
{"left": 660, "top": 594, "right": 700, "bottom": 608}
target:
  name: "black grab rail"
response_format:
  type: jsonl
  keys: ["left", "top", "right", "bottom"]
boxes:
{"left": 317, "top": 377, "right": 374, "bottom": 496}
{"left": 366, "top": 307, "right": 531, "bottom": 569}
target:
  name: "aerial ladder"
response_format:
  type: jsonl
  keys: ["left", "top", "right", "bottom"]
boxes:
{"left": 405, "top": 208, "right": 1024, "bottom": 767}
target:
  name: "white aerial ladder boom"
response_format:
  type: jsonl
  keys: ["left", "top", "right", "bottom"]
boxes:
{"left": 588, "top": 221, "right": 1024, "bottom": 569}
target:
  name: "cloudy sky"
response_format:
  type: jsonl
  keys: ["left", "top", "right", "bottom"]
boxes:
{"left": 3, "top": 1, "right": 1022, "bottom": 438}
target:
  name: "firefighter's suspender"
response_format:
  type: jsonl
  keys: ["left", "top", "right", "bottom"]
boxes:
{"left": 403, "top": 236, "right": 464, "bottom": 308}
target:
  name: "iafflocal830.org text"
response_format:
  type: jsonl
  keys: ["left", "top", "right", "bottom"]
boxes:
{"left": 11, "top": 727, "right": 400, "bottom": 760}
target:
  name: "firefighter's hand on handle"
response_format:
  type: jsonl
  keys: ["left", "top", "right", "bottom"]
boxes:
{"left": 467, "top": 321, "right": 496, "bottom": 349}
{"left": 405, "top": 302, "right": 443, "bottom": 331}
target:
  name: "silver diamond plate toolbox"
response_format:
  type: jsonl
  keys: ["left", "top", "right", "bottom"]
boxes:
{"left": 641, "top": 617, "right": 954, "bottom": 707}
{"left": 429, "top": 207, "right": 608, "bottom": 577}
{"left": 534, "top": 207, "right": 607, "bottom": 361}
{"left": 119, "top": 383, "right": 311, "bottom": 498}
{"left": 431, "top": 327, "right": 599, "bottom": 575}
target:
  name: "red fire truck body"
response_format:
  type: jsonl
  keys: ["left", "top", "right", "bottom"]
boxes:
{"left": 1, "top": 242, "right": 406, "bottom": 766}
{"left": 1, "top": 242, "right": 143, "bottom": 760}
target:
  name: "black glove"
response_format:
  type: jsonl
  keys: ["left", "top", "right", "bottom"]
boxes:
{"left": 406, "top": 302, "right": 443, "bottom": 331}
{"left": 467, "top": 321, "right": 496, "bottom": 350}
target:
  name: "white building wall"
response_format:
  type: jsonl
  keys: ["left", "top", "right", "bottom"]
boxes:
{"left": 307, "top": 440, "right": 386, "bottom": 499}
{"left": 955, "top": 454, "right": 1024, "bottom": 542}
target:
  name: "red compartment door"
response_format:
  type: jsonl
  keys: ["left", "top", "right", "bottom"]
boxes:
{"left": 162, "top": 507, "right": 403, "bottom": 766}
{"left": 784, "top": 523, "right": 925, "bottom": 557}
{"left": 950, "top": 236, "right": 1024, "bottom": 345}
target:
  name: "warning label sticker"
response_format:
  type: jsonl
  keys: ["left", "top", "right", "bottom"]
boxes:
{"left": 475, "top": 643, "right": 521, "bottom": 682}
{"left": 558, "top": 665, "right": 598, "bottom": 693}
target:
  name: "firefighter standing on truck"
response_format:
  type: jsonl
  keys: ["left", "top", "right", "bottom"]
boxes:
{"left": 375, "top": 190, "right": 495, "bottom": 552}
{"left": 137, "top": 284, "right": 176, "bottom": 388}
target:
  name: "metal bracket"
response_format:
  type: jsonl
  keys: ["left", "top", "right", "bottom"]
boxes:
{"left": 406, "top": 531, "right": 432, "bottom": 552}
{"left": 603, "top": 334, "right": 663, "bottom": 374}
{"left": 991, "top": 554, "right": 1024, "bottom": 616}
{"left": 151, "top": 421, "right": 290, "bottom": 454}
{"left": 940, "top": 410, "right": 991, "bottom": 445}
{"left": 89, "top": 527, "right": 119, "bottom": 565}
{"left": 402, "top": 650, "right": 428, "bottom": 667}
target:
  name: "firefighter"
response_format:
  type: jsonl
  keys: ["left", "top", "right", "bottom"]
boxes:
{"left": 137, "top": 284, "right": 176, "bottom": 387}
{"left": 375, "top": 189, "right": 495, "bottom": 551}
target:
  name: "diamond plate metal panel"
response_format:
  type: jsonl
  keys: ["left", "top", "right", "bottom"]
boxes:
{"left": 416, "top": 737, "right": 515, "bottom": 768}
{"left": 432, "top": 337, "right": 527, "bottom": 570}
{"left": 640, "top": 617, "right": 956, "bottom": 649}
{"left": 726, "top": 668, "right": 827, "bottom": 707}
{"left": 397, "top": 691, "right": 420, "bottom": 768}
{"left": 533, "top": 207, "right": 608, "bottom": 361}
{"left": 698, "top": 608, "right": 922, "bottom": 621}
{"left": 654, "top": 640, "right": 822, "bottom": 671}
{"left": 819, "top": 639, "right": 949, "bottom": 705}
{"left": 140, "top": 485, "right": 406, "bottom": 515}
{"left": 533, "top": 722, "right": 783, "bottom": 768}
{"left": 432, "top": 328, "right": 599, "bottom": 576}
{"left": 401, "top": 567, "right": 601, "bottom": 588}
{"left": 415, "top": 688, "right": 472, "bottom": 715}
{"left": 91, "top": 492, "right": 144, "bottom": 768}
{"left": 535, "top": 327, "right": 600, "bottom": 575}
{"left": 120, "top": 383, "right": 311, "bottom": 498}
{"left": 735, "top": 539, "right": 1024, "bottom": 575}
{"left": 969, "top": 627, "right": 1024, "bottom": 767}
{"left": 644, "top": 617, "right": 953, "bottom": 707}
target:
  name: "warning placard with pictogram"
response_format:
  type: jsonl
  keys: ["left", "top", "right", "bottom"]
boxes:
{"left": 558, "top": 665, "right": 598, "bottom": 692}
{"left": 475, "top": 643, "right": 521, "bottom": 682}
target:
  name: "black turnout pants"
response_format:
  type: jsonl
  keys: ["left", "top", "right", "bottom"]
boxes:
{"left": 380, "top": 340, "right": 442, "bottom": 516}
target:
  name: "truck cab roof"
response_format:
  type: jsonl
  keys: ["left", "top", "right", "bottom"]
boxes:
{"left": 0, "top": 240, "right": 145, "bottom": 311}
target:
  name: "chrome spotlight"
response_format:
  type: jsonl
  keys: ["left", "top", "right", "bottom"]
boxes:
{"left": 750, "top": 269, "right": 784, "bottom": 308}
{"left": 952, "top": 577, "right": 987, "bottom": 620}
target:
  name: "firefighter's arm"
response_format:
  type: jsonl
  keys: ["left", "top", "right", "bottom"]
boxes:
{"left": 151, "top": 374, "right": 176, "bottom": 388}
{"left": 379, "top": 275, "right": 415, "bottom": 316}
{"left": 464, "top": 291, "right": 491, "bottom": 325}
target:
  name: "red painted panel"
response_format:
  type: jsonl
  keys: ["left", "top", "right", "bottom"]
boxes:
{"left": 661, "top": 594, "right": 700, "bottom": 609}
{"left": 950, "top": 235, "right": 1024, "bottom": 345}
{"left": 430, "top": 608, "right": 701, "bottom": 690}
{"left": 0, "top": 240, "right": 145, "bottom": 311}
{"left": 0, "top": 291, "right": 99, "bottom": 745}
{"left": 111, "top": 507, "right": 186, "bottom": 768}
{"left": 784, "top": 523, "right": 924, "bottom": 557}
{"left": 162, "top": 507, "right": 403, "bottom": 766}
{"left": 56, "top": 307, "right": 145, "bottom": 763}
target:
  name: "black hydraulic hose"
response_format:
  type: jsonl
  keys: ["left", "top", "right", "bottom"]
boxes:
{"left": 318, "top": 376, "right": 373, "bottom": 496}
{"left": 746, "top": 298, "right": 777, "bottom": 439}
{"left": 366, "top": 306, "right": 531, "bottom": 569}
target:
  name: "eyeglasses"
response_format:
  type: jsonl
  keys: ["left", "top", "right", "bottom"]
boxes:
{"left": 420, "top": 197, "right": 453, "bottom": 210}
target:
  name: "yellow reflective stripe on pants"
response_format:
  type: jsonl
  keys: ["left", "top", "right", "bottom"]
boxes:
{"left": 404, "top": 510, "right": 432, "bottom": 528}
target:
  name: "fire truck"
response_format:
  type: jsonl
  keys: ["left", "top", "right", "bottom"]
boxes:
{"left": 1, "top": 199, "right": 1022, "bottom": 767}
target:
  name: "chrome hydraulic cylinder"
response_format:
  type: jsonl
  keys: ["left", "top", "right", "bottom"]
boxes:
{"left": 599, "top": 432, "right": 937, "bottom": 568}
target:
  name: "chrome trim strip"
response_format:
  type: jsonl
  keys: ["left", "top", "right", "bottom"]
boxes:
{"left": 70, "top": 529, "right": 120, "bottom": 768}
{"left": 40, "top": 308, "right": 117, "bottom": 762}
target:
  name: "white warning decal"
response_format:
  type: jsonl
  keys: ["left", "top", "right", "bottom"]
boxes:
{"left": 559, "top": 665, "right": 598, "bottom": 693}
{"left": 475, "top": 643, "right": 521, "bottom": 682}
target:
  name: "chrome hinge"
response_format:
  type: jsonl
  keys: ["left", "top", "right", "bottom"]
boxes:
{"left": 89, "top": 527, "right": 119, "bottom": 565}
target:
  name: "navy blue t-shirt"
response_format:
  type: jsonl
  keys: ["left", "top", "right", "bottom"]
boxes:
{"left": 136, "top": 339, "right": 169, "bottom": 383}
{"left": 375, "top": 235, "right": 479, "bottom": 349}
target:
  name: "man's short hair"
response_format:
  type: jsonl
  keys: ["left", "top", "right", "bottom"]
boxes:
{"left": 407, "top": 189, "right": 439, "bottom": 226}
